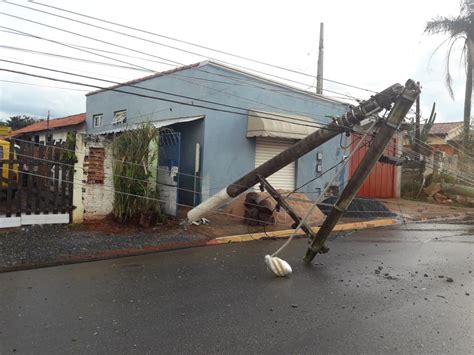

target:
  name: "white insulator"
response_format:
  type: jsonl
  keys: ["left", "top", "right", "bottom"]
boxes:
{"left": 264, "top": 255, "right": 292, "bottom": 277}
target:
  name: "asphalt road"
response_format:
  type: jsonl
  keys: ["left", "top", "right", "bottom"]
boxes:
{"left": 1, "top": 222, "right": 473, "bottom": 354}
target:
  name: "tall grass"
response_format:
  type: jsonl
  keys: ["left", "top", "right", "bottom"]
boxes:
{"left": 112, "top": 123, "right": 161, "bottom": 223}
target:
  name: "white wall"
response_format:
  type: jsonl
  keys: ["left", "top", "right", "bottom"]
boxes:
{"left": 77, "top": 138, "right": 114, "bottom": 220}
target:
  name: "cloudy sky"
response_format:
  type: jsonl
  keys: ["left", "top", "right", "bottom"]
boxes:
{"left": 0, "top": 0, "right": 469, "bottom": 123}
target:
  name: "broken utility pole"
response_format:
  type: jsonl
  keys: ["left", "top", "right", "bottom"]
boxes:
{"left": 186, "top": 83, "right": 403, "bottom": 223}
{"left": 303, "top": 79, "right": 420, "bottom": 263}
{"left": 257, "top": 175, "right": 326, "bottom": 251}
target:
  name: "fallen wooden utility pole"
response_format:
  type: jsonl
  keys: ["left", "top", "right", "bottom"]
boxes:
{"left": 303, "top": 79, "right": 420, "bottom": 263}
{"left": 186, "top": 83, "right": 404, "bottom": 223}
{"left": 257, "top": 175, "right": 328, "bottom": 252}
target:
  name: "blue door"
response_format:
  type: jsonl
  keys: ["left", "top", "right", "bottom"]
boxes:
{"left": 157, "top": 132, "right": 181, "bottom": 216}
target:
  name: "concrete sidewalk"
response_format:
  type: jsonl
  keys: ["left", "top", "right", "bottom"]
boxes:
{"left": 1, "top": 198, "right": 472, "bottom": 273}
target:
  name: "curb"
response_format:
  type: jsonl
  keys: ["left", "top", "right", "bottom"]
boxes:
{"left": 210, "top": 218, "right": 399, "bottom": 244}
{"left": 208, "top": 212, "right": 474, "bottom": 245}
{"left": 2, "top": 213, "right": 471, "bottom": 273}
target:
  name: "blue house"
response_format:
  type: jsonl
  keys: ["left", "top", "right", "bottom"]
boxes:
{"left": 83, "top": 61, "right": 349, "bottom": 218}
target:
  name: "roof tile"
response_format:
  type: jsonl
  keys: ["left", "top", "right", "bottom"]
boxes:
{"left": 12, "top": 113, "right": 86, "bottom": 136}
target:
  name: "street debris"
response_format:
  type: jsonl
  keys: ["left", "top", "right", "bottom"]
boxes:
{"left": 423, "top": 182, "right": 474, "bottom": 207}
{"left": 191, "top": 217, "right": 210, "bottom": 226}
{"left": 225, "top": 191, "right": 324, "bottom": 227}
{"left": 264, "top": 255, "right": 292, "bottom": 277}
{"left": 318, "top": 196, "right": 396, "bottom": 218}
{"left": 446, "top": 277, "right": 454, "bottom": 283}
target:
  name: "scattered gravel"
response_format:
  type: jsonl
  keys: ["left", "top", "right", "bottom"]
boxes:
{"left": 0, "top": 224, "right": 208, "bottom": 271}
{"left": 318, "top": 197, "right": 396, "bottom": 218}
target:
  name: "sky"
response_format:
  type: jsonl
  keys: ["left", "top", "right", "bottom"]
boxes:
{"left": 0, "top": 0, "right": 469, "bottom": 124}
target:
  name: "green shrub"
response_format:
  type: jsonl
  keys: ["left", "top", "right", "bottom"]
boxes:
{"left": 111, "top": 123, "right": 161, "bottom": 223}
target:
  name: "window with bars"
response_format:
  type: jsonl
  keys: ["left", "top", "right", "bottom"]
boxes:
{"left": 112, "top": 110, "right": 127, "bottom": 125}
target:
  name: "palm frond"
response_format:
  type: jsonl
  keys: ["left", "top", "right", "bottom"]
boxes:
{"left": 425, "top": 16, "right": 470, "bottom": 36}
{"left": 445, "top": 36, "right": 467, "bottom": 99}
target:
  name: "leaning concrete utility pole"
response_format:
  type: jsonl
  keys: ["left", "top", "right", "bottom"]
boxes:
{"left": 316, "top": 22, "right": 324, "bottom": 95}
{"left": 303, "top": 79, "right": 420, "bottom": 263}
{"left": 186, "top": 83, "right": 404, "bottom": 223}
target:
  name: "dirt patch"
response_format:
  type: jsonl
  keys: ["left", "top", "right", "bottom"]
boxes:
{"left": 225, "top": 192, "right": 325, "bottom": 226}
{"left": 187, "top": 192, "right": 325, "bottom": 239}
{"left": 379, "top": 198, "right": 474, "bottom": 221}
{"left": 81, "top": 214, "right": 183, "bottom": 235}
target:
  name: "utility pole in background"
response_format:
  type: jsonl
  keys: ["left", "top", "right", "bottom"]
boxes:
{"left": 316, "top": 22, "right": 324, "bottom": 95}
{"left": 414, "top": 81, "right": 421, "bottom": 155}
{"left": 46, "top": 110, "right": 51, "bottom": 144}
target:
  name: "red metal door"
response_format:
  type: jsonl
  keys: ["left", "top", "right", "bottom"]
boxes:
{"left": 349, "top": 135, "right": 397, "bottom": 198}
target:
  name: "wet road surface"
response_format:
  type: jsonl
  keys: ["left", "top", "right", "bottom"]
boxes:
{"left": 1, "top": 222, "right": 473, "bottom": 354}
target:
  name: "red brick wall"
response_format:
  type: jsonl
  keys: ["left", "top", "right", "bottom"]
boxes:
{"left": 85, "top": 147, "right": 105, "bottom": 184}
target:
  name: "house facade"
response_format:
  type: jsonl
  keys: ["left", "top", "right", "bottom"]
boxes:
{"left": 79, "top": 61, "right": 351, "bottom": 220}
{"left": 403, "top": 121, "right": 465, "bottom": 156}
{"left": 11, "top": 113, "right": 86, "bottom": 144}
{"left": 423, "top": 122, "right": 465, "bottom": 156}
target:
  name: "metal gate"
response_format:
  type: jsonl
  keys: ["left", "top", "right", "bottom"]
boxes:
{"left": 350, "top": 135, "right": 398, "bottom": 198}
{"left": 0, "top": 140, "right": 75, "bottom": 228}
{"left": 157, "top": 132, "right": 181, "bottom": 216}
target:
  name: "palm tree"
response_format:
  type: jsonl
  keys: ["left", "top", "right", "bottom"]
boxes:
{"left": 425, "top": 1, "right": 474, "bottom": 150}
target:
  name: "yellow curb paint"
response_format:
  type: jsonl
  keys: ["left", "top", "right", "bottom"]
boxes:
{"left": 214, "top": 218, "right": 398, "bottom": 244}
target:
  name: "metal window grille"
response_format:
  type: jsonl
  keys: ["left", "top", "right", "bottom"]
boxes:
{"left": 112, "top": 110, "right": 126, "bottom": 125}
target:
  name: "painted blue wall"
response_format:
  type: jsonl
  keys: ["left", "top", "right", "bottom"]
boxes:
{"left": 168, "top": 119, "right": 204, "bottom": 206}
{"left": 86, "top": 62, "right": 349, "bottom": 204}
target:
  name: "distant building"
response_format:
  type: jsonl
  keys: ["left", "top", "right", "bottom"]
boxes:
{"left": 12, "top": 113, "right": 86, "bottom": 144}
{"left": 403, "top": 121, "right": 466, "bottom": 156}
{"left": 422, "top": 121, "right": 464, "bottom": 156}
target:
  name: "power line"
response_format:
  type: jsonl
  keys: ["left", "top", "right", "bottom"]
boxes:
{"left": 5, "top": 146, "right": 382, "bottom": 224}
{"left": 10, "top": 129, "right": 373, "bottom": 196}
{"left": 11, "top": 0, "right": 379, "bottom": 94}
{"left": 1, "top": 25, "right": 359, "bottom": 105}
{"left": 385, "top": 137, "right": 474, "bottom": 185}
{"left": 1, "top": 166, "right": 294, "bottom": 227}
{"left": 1, "top": 63, "right": 353, "bottom": 133}
{"left": 1, "top": 26, "right": 355, "bottom": 117}
{"left": 0, "top": 45, "right": 153, "bottom": 72}
{"left": 0, "top": 79, "right": 89, "bottom": 91}
{"left": 403, "top": 124, "right": 474, "bottom": 164}
{"left": 0, "top": 25, "right": 158, "bottom": 72}
{"left": 0, "top": 9, "right": 370, "bottom": 104}
{"left": 0, "top": 29, "right": 178, "bottom": 68}
{"left": 1, "top": 53, "right": 141, "bottom": 82}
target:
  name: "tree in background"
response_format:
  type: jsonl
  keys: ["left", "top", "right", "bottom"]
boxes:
{"left": 425, "top": 0, "right": 474, "bottom": 150}
{"left": 4, "top": 115, "right": 39, "bottom": 130}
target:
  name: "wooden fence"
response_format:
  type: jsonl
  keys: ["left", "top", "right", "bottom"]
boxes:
{"left": 0, "top": 140, "right": 75, "bottom": 226}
